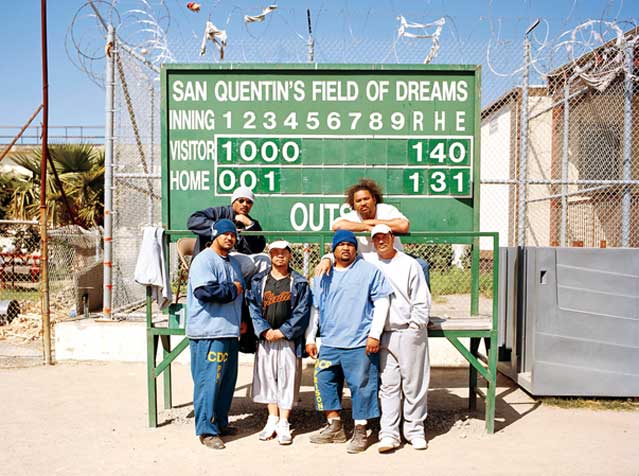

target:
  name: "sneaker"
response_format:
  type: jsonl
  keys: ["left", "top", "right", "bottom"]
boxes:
{"left": 277, "top": 421, "right": 292, "bottom": 445}
{"left": 346, "top": 425, "right": 369, "bottom": 454}
{"left": 199, "top": 434, "right": 225, "bottom": 450}
{"left": 310, "top": 419, "right": 347, "bottom": 444}
{"left": 377, "top": 437, "right": 400, "bottom": 453}
{"left": 258, "top": 418, "right": 278, "bottom": 441}
{"left": 410, "top": 438, "right": 428, "bottom": 450}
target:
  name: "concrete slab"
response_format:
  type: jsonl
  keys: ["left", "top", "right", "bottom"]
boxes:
{"left": 55, "top": 318, "right": 478, "bottom": 366}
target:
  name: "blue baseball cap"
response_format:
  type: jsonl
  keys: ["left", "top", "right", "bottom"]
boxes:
{"left": 211, "top": 219, "right": 237, "bottom": 239}
{"left": 331, "top": 230, "right": 358, "bottom": 252}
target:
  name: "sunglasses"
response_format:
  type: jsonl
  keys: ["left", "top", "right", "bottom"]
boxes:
{"left": 237, "top": 198, "right": 253, "bottom": 205}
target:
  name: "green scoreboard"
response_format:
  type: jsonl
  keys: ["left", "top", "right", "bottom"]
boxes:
{"left": 161, "top": 64, "right": 480, "bottom": 234}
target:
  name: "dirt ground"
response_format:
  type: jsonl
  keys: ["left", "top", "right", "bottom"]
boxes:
{"left": 1, "top": 349, "right": 638, "bottom": 476}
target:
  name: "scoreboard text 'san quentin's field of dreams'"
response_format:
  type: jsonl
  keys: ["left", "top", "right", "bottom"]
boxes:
{"left": 161, "top": 64, "right": 480, "bottom": 234}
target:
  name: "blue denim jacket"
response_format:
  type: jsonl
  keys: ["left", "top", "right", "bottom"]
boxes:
{"left": 246, "top": 268, "right": 311, "bottom": 357}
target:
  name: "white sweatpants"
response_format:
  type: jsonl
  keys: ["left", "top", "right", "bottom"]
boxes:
{"left": 379, "top": 328, "right": 430, "bottom": 442}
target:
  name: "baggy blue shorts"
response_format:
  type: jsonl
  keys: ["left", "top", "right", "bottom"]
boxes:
{"left": 313, "top": 345, "right": 380, "bottom": 420}
{"left": 190, "top": 337, "right": 239, "bottom": 436}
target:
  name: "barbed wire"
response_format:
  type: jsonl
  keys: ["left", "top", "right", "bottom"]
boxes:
{"left": 485, "top": 17, "right": 638, "bottom": 92}
{"left": 66, "top": 0, "right": 175, "bottom": 89}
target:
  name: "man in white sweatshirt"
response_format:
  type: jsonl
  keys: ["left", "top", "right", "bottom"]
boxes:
{"left": 365, "top": 224, "right": 431, "bottom": 453}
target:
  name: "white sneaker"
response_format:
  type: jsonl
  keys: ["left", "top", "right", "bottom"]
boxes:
{"left": 258, "top": 418, "right": 278, "bottom": 441}
{"left": 277, "top": 421, "right": 292, "bottom": 445}
{"left": 377, "top": 437, "right": 400, "bottom": 453}
{"left": 410, "top": 438, "right": 428, "bottom": 450}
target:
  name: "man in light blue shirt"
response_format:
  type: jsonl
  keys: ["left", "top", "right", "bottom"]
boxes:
{"left": 187, "top": 219, "right": 245, "bottom": 450}
{"left": 305, "top": 230, "right": 393, "bottom": 454}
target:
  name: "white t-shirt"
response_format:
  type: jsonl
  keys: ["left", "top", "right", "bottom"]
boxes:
{"left": 340, "top": 203, "right": 408, "bottom": 252}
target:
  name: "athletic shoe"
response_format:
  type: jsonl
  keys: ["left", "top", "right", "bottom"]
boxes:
{"left": 377, "top": 437, "right": 400, "bottom": 453}
{"left": 277, "top": 420, "right": 292, "bottom": 445}
{"left": 258, "top": 418, "right": 278, "bottom": 441}
{"left": 346, "top": 425, "right": 369, "bottom": 453}
{"left": 199, "top": 434, "right": 225, "bottom": 450}
{"left": 410, "top": 438, "right": 428, "bottom": 450}
{"left": 309, "top": 419, "right": 347, "bottom": 444}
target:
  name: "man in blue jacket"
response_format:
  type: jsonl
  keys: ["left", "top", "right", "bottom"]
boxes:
{"left": 186, "top": 219, "right": 245, "bottom": 450}
{"left": 246, "top": 240, "right": 311, "bottom": 445}
{"left": 188, "top": 187, "right": 267, "bottom": 355}
{"left": 187, "top": 186, "right": 266, "bottom": 258}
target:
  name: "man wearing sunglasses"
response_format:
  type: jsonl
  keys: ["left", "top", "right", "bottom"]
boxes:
{"left": 188, "top": 186, "right": 267, "bottom": 258}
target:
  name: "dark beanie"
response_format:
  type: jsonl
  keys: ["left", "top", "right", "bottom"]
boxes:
{"left": 331, "top": 230, "right": 358, "bottom": 252}
{"left": 211, "top": 219, "right": 237, "bottom": 239}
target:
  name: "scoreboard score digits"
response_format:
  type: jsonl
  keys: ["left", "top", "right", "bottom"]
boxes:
{"left": 213, "top": 135, "right": 472, "bottom": 197}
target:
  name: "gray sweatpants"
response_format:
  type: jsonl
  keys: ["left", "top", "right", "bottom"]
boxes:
{"left": 252, "top": 340, "right": 301, "bottom": 410}
{"left": 379, "top": 328, "right": 430, "bottom": 442}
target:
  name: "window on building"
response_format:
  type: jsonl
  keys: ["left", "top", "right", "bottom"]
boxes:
{"left": 577, "top": 121, "right": 620, "bottom": 189}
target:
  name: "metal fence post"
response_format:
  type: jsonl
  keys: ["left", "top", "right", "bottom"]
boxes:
{"left": 561, "top": 72, "right": 580, "bottom": 246}
{"left": 148, "top": 83, "right": 155, "bottom": 225}
{"left": 517, "top": 36, "right": 530, "bottom": 247}
{"left": 621, "top": 39, "right": 634, "bottom": 247}
{"left": 103, "top": 25, "right": 116, "bottom": 318}
{"left": 518, "top": 20, "right": 539, "bottom": 248}
{"left": 306, "top": 9, "right": 314, "bottom": 63}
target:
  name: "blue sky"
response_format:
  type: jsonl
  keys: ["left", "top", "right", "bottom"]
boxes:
{"left": 1, "top": 0, "right": 637, "bottom": 128}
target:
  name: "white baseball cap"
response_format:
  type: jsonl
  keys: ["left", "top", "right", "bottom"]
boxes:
{"left": 370, "top": 224, "right": 393, "bottom": 238}
{"left": 268, "top": 240, "right": 292, "bottom": 252}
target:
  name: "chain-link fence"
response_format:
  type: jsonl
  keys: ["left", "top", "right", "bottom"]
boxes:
{"left": 168, "top": 237, "right": 494, "bottom": 321}
{"left": 48, "top": 226, "right": 103, "bottom": 317}
{"left": 0, "top": 221, "right": 41, "bottom": 326}
{"left": 64, "top": 4, "right": 638, "bottom": 316}
{"left": 482, "top": 57, "right": 639, "bottom": 250}
{"left": 0, "top": 220, "right": 102, "bottom": 341}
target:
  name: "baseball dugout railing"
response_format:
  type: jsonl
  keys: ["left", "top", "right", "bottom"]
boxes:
{"left": 145, "top": 229, "right": 499, "bottom": 433}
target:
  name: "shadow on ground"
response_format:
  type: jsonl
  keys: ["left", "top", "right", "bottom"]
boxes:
{"left": 158, "top": 360, "right": 541, "bottom": 443}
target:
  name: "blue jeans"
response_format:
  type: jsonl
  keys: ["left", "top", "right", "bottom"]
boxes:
{"left": 313, "top": 345, "right": 380, "bottom": 420}
{"left": 190, "top": 338, "right": 239, "bottom": 436}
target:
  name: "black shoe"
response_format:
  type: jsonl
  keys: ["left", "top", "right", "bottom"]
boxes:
{"left": 199, "top": 434, "right": 225, "bottom": 449}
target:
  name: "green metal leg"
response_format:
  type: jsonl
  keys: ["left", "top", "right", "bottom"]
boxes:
{"left": 161, "top": 335, "right": 172, "bottom": 410}
{"left": 470, "top": 241, "right": 480, "bottom": 315}
{"left": 469, "top": 337, "right": 480, "bottom": 411}
{"left": 486, "top": 332, "right": 498, "bottom": 434}
{"left": 146, "top": 332, "right": 158, "bottom": 428}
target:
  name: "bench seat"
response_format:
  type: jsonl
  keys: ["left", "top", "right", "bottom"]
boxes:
{"left": 428, "top": 315, "right": 492, "bottom": 331}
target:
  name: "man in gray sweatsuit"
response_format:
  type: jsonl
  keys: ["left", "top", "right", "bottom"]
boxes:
{"left": 364, "top": 224, "right": 431, "bottom": 453}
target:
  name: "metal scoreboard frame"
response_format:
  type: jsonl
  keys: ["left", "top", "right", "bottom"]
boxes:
{"left": 161, "top": 64, "right": 481, "bottom": 236}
